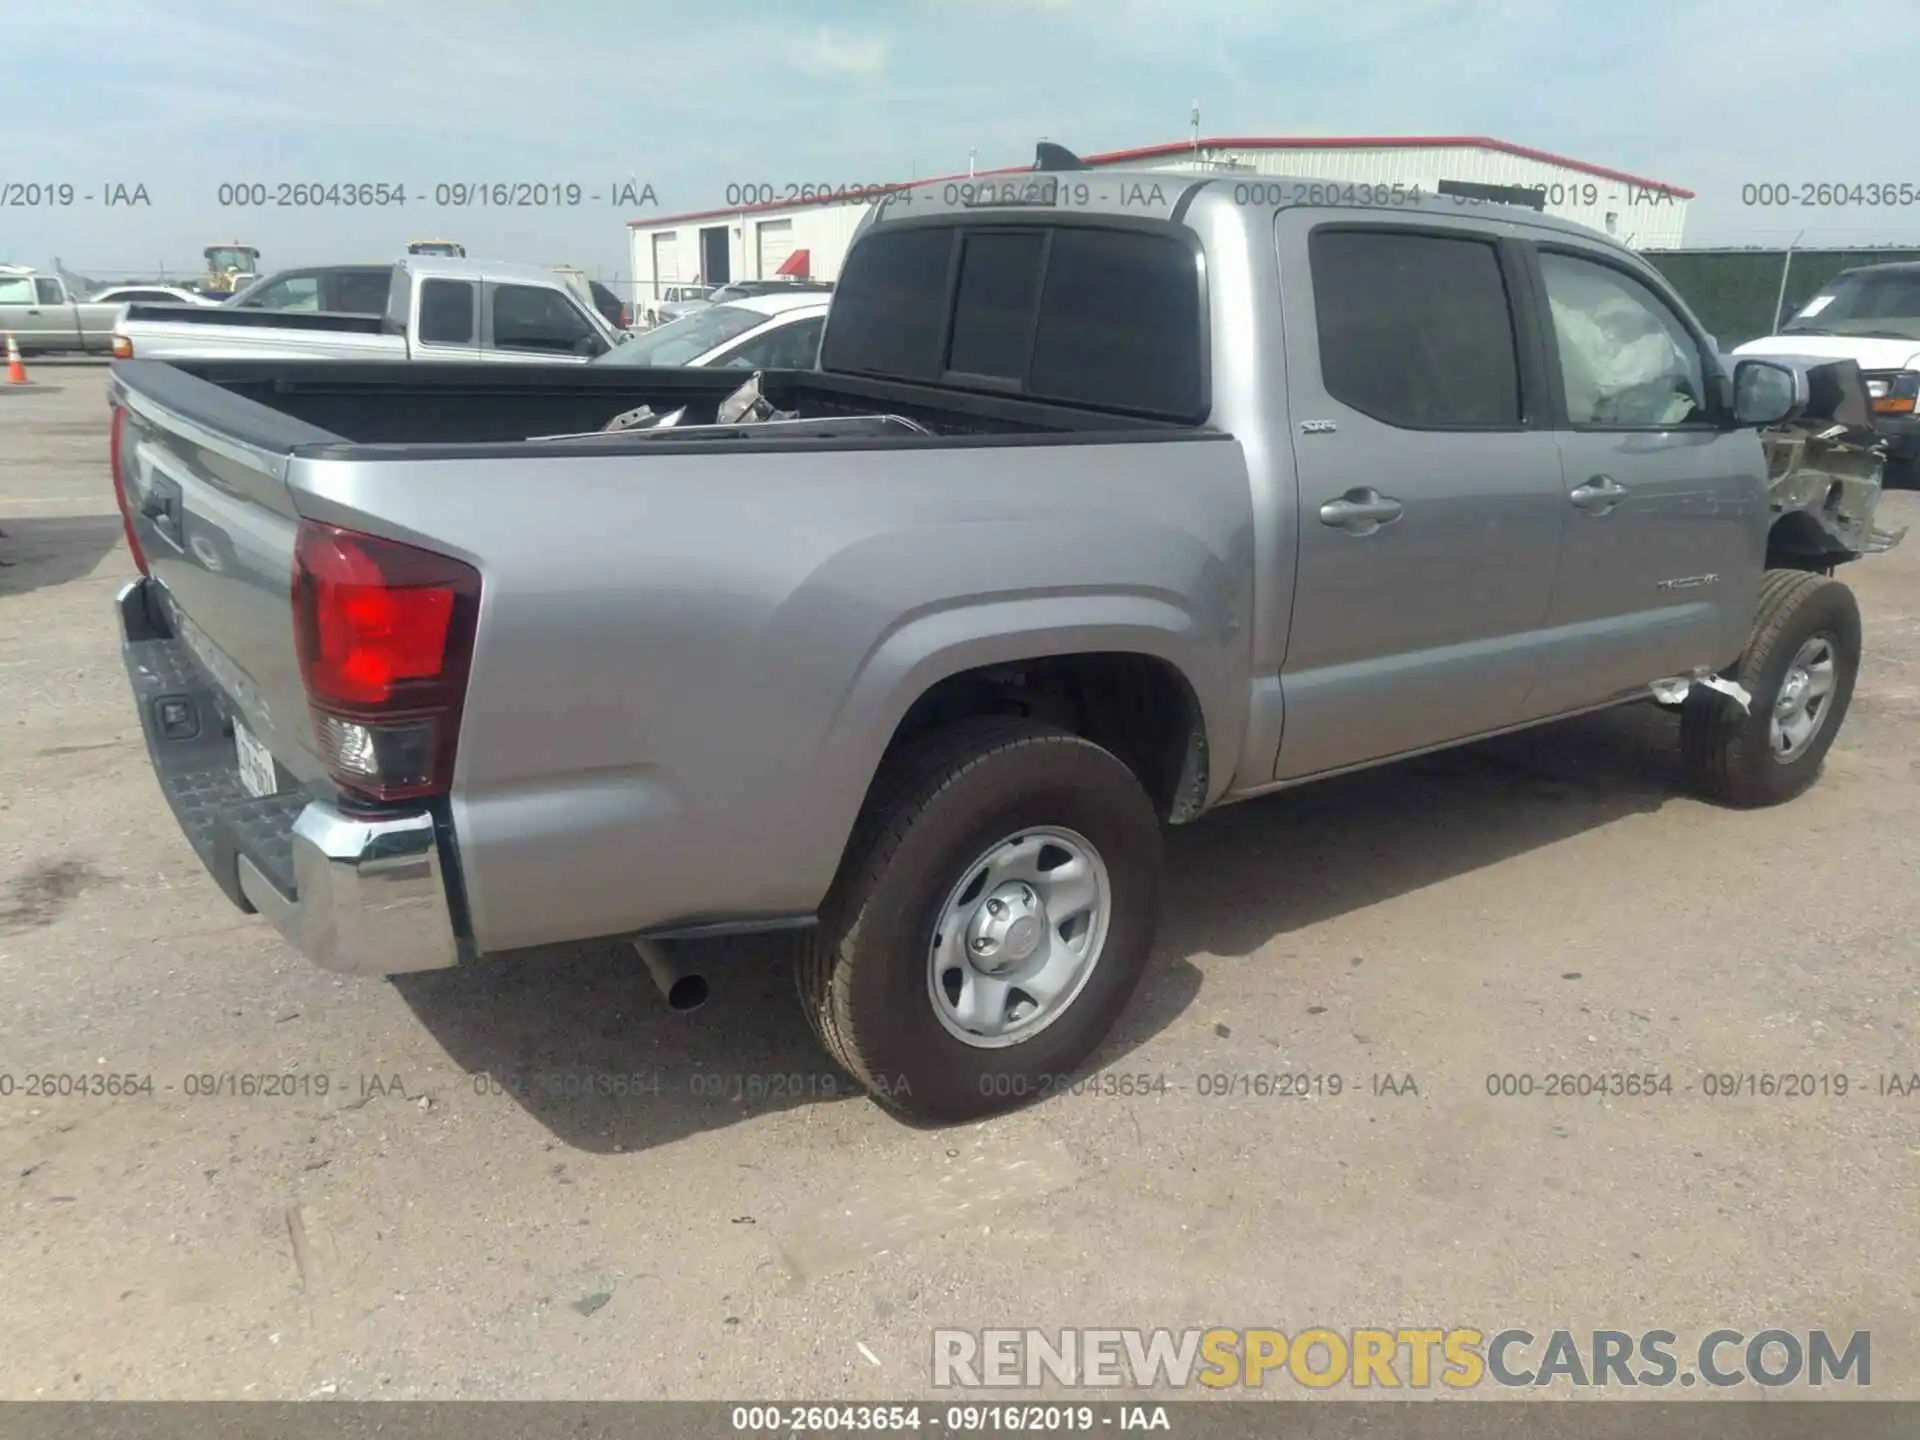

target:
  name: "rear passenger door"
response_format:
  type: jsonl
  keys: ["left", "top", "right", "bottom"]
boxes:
{"left": 1517, "top": 244, "right": 1766, "bottom": 716}
{"left": 411, "top": 276, "right": 481, "bottom": 362}
{"left": 1271, "top": 213, "right": 1568, "bottom": 780}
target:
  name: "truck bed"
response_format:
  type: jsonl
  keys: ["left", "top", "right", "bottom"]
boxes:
{"left": 114, "top": 358, "right": 1194, "bottom": 449}
{"left": 121, "top": 302, "right": 388, "bottom": 334}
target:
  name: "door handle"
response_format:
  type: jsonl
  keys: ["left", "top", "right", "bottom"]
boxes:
{"left": 1569, "top": 474, "right": 1628, "bottom": 513}
{"left": 1318, "top": 488, "right": 1405, "bottom": 535}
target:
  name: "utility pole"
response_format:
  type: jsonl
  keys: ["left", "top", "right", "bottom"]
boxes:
{"left": 1772, "top": 229, "right": 1805, "bottom": 331}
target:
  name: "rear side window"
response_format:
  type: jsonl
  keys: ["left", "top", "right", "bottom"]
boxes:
{"left": 820, "top": 227, "right": 952, "bottom": 380}
{"left": 418, "top": 279, "right": 475, "bottom": 345}
{"left": 1309, "top": 229, "right": 1521, "bottom": 428}
{"left": 824, "top": 223, "right": 1205, "bottom": 418}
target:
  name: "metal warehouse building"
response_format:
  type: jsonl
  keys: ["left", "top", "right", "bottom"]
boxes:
{"left": 627, "top": 135, "right": 1693, "bottom": 298}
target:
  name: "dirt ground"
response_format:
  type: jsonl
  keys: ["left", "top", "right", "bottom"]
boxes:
{"left": 1, "top": 365, "right": 1917, "bottom": 1402}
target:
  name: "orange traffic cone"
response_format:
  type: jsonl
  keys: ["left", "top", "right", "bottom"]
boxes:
{"left": 4, "top": 333, "right": 25, "bottom": 385}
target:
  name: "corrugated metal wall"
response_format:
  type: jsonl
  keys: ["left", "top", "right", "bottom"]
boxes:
{"left": 1119, "top": 144, "right": 1689, "bottom": 248}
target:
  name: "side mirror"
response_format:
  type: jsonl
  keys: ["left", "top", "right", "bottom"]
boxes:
{"left": 1732, "top": 358, "right": 1806, "bottom": 428}
{"left": 575, "top": 333, "right": 608, "bottom": 357}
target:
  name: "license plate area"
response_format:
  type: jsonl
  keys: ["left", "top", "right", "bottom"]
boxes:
{"left": 233, "top": 719, "right": 278, "bottom": 799}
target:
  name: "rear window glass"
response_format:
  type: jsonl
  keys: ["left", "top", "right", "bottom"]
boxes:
{"left": 820, "top": 227, "right": 952, "bottom": 381}
{"left": 332, "top": 270, "right": 392, "bottom": 315}
{"left": 947, "top": 232, "right": 1044, "bottom": 381}
{"left": 823, "top": 223, "right": 1204, "bottom": 418}
{"left": 1030, "top": 228, "right": 1202, "bottom": 416}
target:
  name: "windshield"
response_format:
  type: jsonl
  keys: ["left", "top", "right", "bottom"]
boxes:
{"left": 592, "top": 303, "right": 768, "bottom": 365}
{"left": 206, "top": 248, "right": 256, "bottom": 271}
{"left": 1782, "top": 270, "right": 1920, "bottom": 339}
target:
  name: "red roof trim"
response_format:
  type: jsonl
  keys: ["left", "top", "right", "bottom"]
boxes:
{"left": 628, "top": 134, "right": 1692, "bottom": 227}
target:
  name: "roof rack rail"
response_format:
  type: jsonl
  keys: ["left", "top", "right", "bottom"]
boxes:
{"left": 1435, "top": 179, "right": 1546, "bottom": 211}
{"left": 1034, "top": 142, "right": 1090, "bottom": 172}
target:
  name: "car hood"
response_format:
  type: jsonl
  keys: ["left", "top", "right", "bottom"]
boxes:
{"left": 1732, "top": 333, "right": 1920, "bottom": 371}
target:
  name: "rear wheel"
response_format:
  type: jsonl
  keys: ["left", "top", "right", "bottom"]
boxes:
{"left": 1680, "top": 570, "right": 1861, "bottom": 807}
{"left": 798, "top": 719, "right": 1163, "bottom": 1122}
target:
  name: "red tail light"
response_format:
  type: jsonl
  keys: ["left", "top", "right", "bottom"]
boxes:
{"left": 108, "top": 406, "right": 149, "bottom": 576}
{"left": 292, "top": 521, "right": 481, "bottom": 803}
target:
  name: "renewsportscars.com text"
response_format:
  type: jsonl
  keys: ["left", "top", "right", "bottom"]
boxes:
{"left": 931, "top": 1327, "right": 1870, "bottom": 1390}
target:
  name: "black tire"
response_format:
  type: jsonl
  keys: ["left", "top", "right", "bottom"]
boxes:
{"left": 798, "top": 718, "right": 1163, "bottom": 1123}
{"left": 1680, "top": 570, "right": 1861, "bottom": 807}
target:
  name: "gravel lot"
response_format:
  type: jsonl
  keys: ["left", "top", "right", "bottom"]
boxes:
{"left": 2, "top": 366, "right": 1917, "bottom": 1402}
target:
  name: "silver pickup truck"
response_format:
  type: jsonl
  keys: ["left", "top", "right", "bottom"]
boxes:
{"left": 108, "top": 167, "right": 1893, "bottom": 1122}
{"left": 111, "top": 256, "right": 622, "bottom": 363}
{"left": 0, "top": 267, "right": 123, "bottom": 354}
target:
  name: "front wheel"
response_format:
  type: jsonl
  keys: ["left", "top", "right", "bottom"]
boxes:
{"left": 1680, "top": 570, "right": 1861, "bottom": 807}
{"left": 797, "top": 719, "right": 1164, "bottom": 1123}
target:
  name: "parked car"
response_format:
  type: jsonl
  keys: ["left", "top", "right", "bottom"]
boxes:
{"left": 641, "top": 284, "right": 716, "bottom": 328}
{"left": 112, "top": 256, "right": 621, "bottom": 363}
{"left": 105, "top": 164, "right": 1895, "bottom": 1123}
{"left": 707, "top": 278, "right": 833, "bottom": 305}
{"left": 1733, "top": 261, "right": 1920, "bottom": 483}
{"left": 223, "top": 265, "right": 394, "bottom": 315}
{"left": 86, "top": 284, "right": 220, "bottom": 308}
{"left": 0, "top": 266, "right": 124, "bottom": 354}
{"left": 593, "top": 294, "right": 826, "bottom": 369}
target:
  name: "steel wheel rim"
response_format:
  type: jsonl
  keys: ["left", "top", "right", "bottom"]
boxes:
{"left": 926, "top": 825, "right": 1113, "bottom": 1049}
{"left": 1770, "top": 633, "right": 1839, "bottom": 765}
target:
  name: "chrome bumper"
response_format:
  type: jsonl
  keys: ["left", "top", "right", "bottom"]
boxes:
{"left": 238, "top": 805, "right": 459, "bottom": 977}
{"left": 117, "top": 577, "right": 459, "bottom": 978}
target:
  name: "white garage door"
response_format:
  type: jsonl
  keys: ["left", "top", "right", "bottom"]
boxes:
{"left": 651, "top": 233, "right": 680, "bottom": 291}
{"left": 755, "top": 219, "right": 794, "bottom": 278}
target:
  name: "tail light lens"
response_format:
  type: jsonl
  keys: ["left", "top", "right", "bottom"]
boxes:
{"left": 292, "top": 521, "right": 481, "bottom": 803}
{"left": 111, "top": 334, "right": 133, "bottom": 359}
{"left": 108, "top": 406, "right": 149, "bottom": 576}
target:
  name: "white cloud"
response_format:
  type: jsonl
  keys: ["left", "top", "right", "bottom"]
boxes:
{"left": 790, "top": 30, "right": 890, "bottom": 77}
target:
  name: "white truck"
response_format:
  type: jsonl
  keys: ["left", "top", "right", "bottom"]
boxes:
{"left": 111, "top": 256, "right": 623, "bottom": 364}
{"left": 1733, "top": 261, "right": 1920, "bottom": 484}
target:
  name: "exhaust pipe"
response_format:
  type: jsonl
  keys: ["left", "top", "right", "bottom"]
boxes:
{"left": 632, "top": 938, "right": 709, "bottom": 1012}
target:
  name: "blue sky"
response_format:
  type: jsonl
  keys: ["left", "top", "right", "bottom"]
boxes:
{"left": 4, "top": 0, "right": 1913, "bottom": 285}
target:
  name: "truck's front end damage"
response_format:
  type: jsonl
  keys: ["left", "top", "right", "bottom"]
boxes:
{"left": 1761, "top": 357, "right": 1908, "bottom": 571}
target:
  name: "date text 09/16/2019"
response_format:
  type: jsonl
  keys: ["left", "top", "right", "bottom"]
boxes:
{"left": 213, "top": 181, "right": 659, "bottom": 208}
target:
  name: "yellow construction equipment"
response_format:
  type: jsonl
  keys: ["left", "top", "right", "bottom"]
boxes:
{"left": 201, "top": 244, "right": 261, "bottom": 295}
